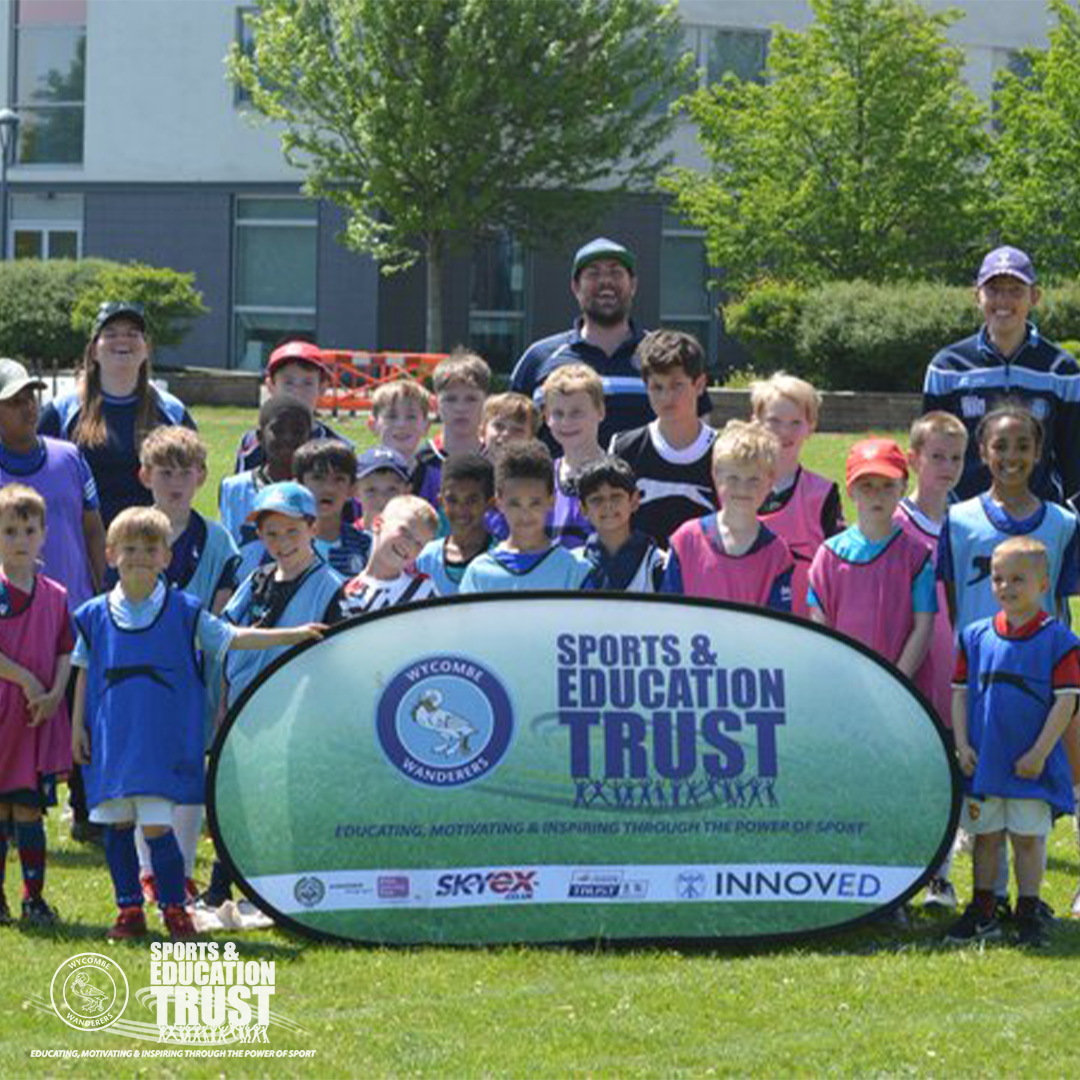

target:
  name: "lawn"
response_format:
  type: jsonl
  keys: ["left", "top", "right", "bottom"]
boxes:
{"left": 3, "top": 407, "right": 1078, "bottom": 1079}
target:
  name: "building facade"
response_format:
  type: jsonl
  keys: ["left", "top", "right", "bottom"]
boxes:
{"left": 0, "top": 0, "right": 1056, "bottom": 372}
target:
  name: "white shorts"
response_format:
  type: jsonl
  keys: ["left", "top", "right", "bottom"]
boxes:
{"left": 90, "top": 796, "right": 176, "bottom": 827}
{"left": 960, "top": 796, "right": 1052, "bottom": 837}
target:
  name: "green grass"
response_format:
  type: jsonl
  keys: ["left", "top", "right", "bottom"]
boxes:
{"left": 4, "top": 409, "right": 1079, "bottom": 1078}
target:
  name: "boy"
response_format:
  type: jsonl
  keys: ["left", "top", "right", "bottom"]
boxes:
{"left": 460, "top": 441, "right": 589, "bottom": 593}
{"left": 750, "top": 372, "right": 843, "bottom": 617}
{"left": 482, "top": 392, "right": 539, "bottom": 455}
{"left": 71, "top": 506, "right": 326, "bottom": 940}
{"left": 233, "top": 338, "right": 349, "bottom": 473}
{"left": 610, "top": 330, "right": 716, "bottom": 547}
{"left": 576, "top": 456, "right": 666, "bottom": 592}
{"left": 894, "top": 411, "right": 968, "bottom": 911}
{"left": 136, "top": 426, "right": 241, "bottom": 902}
{"left": 0, "top": 485, "right": 72, "bottom": 926}
{"left": 295, "top": 439, "right": 372, "bottom": 578}
{"left": 368, "top": 379, "right": 432, "bottom": 488}
{"left": 0, "top": 358, "right": 105, "bottom": 614}
{"left": 946, "top": 537, "right": 1078, "bottom": 947}
{"left": 413, "top": 350, "right": 491, "bottom": 508}
{"left": 355, "top": 446, "right": 412, "bottom": 531}
{"left": 661, "top": 421, "right": 792, "bottom": 610}
{"left": 543, "top": 363, "right": 604, "bottom": 548}
{"left": 342, "top": 495, "right": 440, "bottom": 613}
{"left": 220, "top": 397, "right": 312, "bottom": 547}
{"left": 808, "top": 439, "right": 935, "bottom": 679}
{"left": 416, "top": 453, "right": 496, "bottom": 596}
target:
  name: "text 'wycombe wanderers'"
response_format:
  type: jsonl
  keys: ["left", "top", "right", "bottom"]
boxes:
{"left": 556, "top": 634, "right": 785, "bottom": 780}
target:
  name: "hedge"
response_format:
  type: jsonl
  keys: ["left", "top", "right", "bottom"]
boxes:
{"left": 726, "top": 279, "right": 1080, "bottom": 391}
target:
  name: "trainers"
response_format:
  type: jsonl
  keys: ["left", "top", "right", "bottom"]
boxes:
{"left": 184, "top": 878, "right": 199, "bottom": 906}
{"left": 1036, "top": 898, "right": 1056, "bottom": 926}
{"left": 21, "top": 896, "right": 59, "bottom": 926}
{"left": 1015, "top": 913, "right": 1047, "bottom": 948}
{"left": 107, "top": 905, "right": 147, "bottom": 941}
{"left": 163, "top": 903, "right": 197, "bottom": 940}
{"left": 944, "top": 903, "right": 1002, "bottom": 944}
{"left": 923, "top": 878, "right": 958, "bottom": 910}
{"left": 194, "top": 887, "right": 230, "bottom": 910}
{"left": 140, "top": 872, "right": 158, "bottom": 904}
{"left": 993, "top": 897, "right": 1013, "bottom": 924}
{"left": 0, "top": 894, "right": 11, "bottom": 926}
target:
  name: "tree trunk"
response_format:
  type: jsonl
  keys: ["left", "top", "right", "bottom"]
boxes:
{"left": 425, "top": 236, "right": 444, "bottom": 352}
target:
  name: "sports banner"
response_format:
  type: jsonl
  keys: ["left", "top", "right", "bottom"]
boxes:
{"left": 209, "top": 594, "right": 959, "bottom": 944}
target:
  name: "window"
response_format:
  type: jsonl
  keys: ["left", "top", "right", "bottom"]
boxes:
{"left": 661, "top": 208, "right": 715, "bottom": 368}
{"left": 234, "top": 5, "right": 257, "bottom": 105}
{"left": 702, "top": 27, "right": 769, "bottom": 85}
{"left": 12, "top": 0, "right": 86, "bottom": 165}
{"left": 10, "top": 192, "right": 82, "bottom": 258}
{"left": 232, "top": 196, "right": 318, "bottom": 370}
{"left": 469, "top": 231, "right": 527, "bottom": 372}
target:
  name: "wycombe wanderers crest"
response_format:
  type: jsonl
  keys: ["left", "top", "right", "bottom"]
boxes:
{"left": 376, "top": 654, "right": 513, "bottom": 787}
{"left": 49, "top": 953, "right": 129, "bottom": 1031}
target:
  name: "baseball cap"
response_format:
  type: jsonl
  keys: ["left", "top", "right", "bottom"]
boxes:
{"left": 975, "top": 246, "right": 1036, "bottom": 288}
{"left": 572, "top": 237, "right": 636, "bottom": 279}
{"left": 0, "top": 358, "right": 46, "bottom": 402}
{"left": 845, "top": 438, "right": 908, "bottom": 489}
{"left": 93, "top": 301, "right": 146, "bottom": 337}
{"left": 356, "top": 446, "right": 411, "bottom": 482}
{"left": 266, "top": 340, "right": 328, "bottom": 379}
{"left": 246, "top": 481, "right": 317, "bottom": 523}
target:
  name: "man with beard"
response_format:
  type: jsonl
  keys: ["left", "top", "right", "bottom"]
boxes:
{"left": 512, "top": 239, "right": 711, "bottom": 450}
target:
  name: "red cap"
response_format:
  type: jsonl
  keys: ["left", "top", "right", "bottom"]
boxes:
{"left": 846, "top": 438, "right": 908, "bottom": 489}
{"left": 266, "top": 340, "right": 328, "bottom": 379}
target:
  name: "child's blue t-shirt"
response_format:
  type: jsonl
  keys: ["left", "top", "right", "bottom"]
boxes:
{"left": 937, "top": 494, "right": 1080, "bottom": 633}
{"left": 415, "top": 536, "right": 496, "bottom": 596}
{"left": 459, "top": 543, "right": 589, "bottom": 593}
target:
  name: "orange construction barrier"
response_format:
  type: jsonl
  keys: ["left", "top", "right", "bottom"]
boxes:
{"left": 314, "top": 350, "right": 447, "bottom": 415}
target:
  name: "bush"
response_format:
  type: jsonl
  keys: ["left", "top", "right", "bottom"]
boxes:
{"left": 71, "top": 263, "right": 207, "bottom": 350}
{"left": 724, "top": 281, "right": 809, "bottom": 376}
{"left": 1033, "top": 280, "right": 1080, "bottom": 343}
{"left": 0, "top": 258, "right": 113, "bottom": 368}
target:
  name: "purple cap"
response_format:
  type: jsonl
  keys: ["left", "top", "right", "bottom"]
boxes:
{"left": 976, "top": 246, "right": 1036, "bottom": 288}
{"left": 247, "top": 481, "right": 317, "bottom": 522}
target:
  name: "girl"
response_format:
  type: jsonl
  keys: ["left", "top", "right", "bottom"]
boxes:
{"left": 38, "top": 301, "right": 196, "bottom": 527}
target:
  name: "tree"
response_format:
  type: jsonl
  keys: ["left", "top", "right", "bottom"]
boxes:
{"left": 662, "top": 0, "right": 990, "bottom": 293}
{"left": 991, "top": 0, "right": 1080, "bottom": 281}
{"left": 228, "top": 0, "right": 692, "bottom": 350}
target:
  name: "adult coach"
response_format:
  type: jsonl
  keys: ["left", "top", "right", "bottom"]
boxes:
{"left": 511, "top": 237, "right": 710, "bottom": 448}
{"left": 923, "top": 246, "right": 1080, "bottom": 504}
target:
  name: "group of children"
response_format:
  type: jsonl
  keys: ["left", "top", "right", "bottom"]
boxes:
{"left": 1, "top": 322, "right": 1078, "bottom": 948}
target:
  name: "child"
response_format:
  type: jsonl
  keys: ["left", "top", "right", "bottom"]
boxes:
{"left": 894, "top": 411, "right": 969, "bottom": 912}
{"left": 808, "top": 438, "right": 935, "bottom": 677}
{"left": 460, "top": 441, "right": 589, "bottom": 593}
{"left": 342, "top": 495, "right": 440, "bottom": 613}
{"left": 938, "top": 402, "right": 1079, "bottom": 636}
{"left": 368, "top": 380, "right": 432, "bottom": 486}
{"left": 355, "top": 446, "right": 412, "bottom": 531}
{"left": 295, "top": 439, "right": 372, "bottom": 577}
{"left": 542, "top": 363, "right": 604, "bottom": 548}
{"left": 415, "top": 453, "right": 496, "bottom": 596}
{"left": 610, "top": 330, "right": 716, "bottom": 547}
{"left": 233, "top": 338, "right": 349, "bottom": 473}
{"left": 481, "top": 392, "right": 539, "bottom": 455}
{"left": 750, "top": 372, "right": 843, "bottom": 617}
{"left": 946, "top": 537, "right": 1078, "bottom": 947}
{"left": 661, "top": 421, "right": 792, "bottom": 610}
{"left": 577, "top": 456, "right": 666, "bottom": 592}
{"left": 0, "top": 485, "right": 73, "bottom": 925}
{"left": 135, "top": 426, "right": 241, "bottom": 902}
{"left": 0, "top": 358, "right": 105, "bottom": 613}
{"left": 413, "top": 349, "right": 491, "bottom": 508}
{"left": 219, "top": 396, "right": 313, "bottom": 547}
{"left": 71, "top": 506, "right": 326, "bottom": 940}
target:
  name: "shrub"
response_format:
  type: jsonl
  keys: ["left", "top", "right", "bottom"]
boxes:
{"left": 1033, "top": 280, "right": 1080, "bottom": 343}
{"left": 0, "top": 258, "right": 113, "bottom": 368}
{"left": 724, "top": 281, "right": 809, "bottom": 376}
{"left": 71, "top": 263, "right": 208, "bottom": 349}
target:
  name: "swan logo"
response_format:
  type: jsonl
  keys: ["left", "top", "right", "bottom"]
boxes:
{"left": 49, "top": 953, "right": 129, "bottom": 1031}
{"left": 376, "top": 655, "right": 513, "bottom": 788}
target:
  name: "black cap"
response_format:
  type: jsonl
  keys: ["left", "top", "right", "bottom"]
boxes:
{"left": 93, "top": 301, "right": 146, "bottom": 337}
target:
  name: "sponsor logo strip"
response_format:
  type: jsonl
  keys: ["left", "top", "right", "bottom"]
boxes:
{"left": 249, "top": 863, "right": 922, "bottom": 913}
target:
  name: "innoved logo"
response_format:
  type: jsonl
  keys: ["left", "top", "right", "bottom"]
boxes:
{"left": 376, "top": 655, "right": 513, "bottom": 788}
{"left": 294, "top": 876, "right": 326, "bottom": 908}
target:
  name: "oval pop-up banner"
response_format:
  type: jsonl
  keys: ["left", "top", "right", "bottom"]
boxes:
{"left": 209, "top": 594, "right": 959, "bottom": 945}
